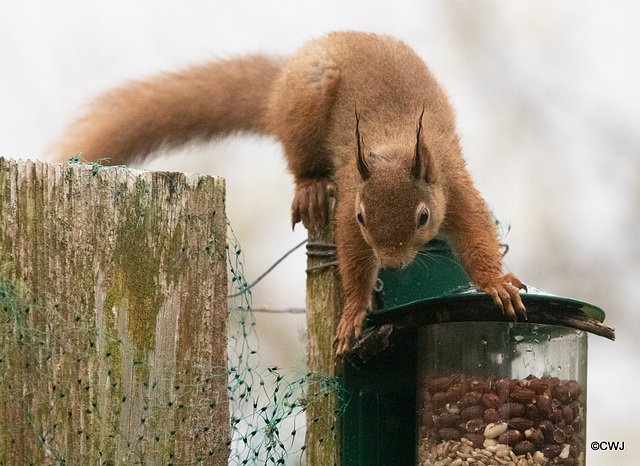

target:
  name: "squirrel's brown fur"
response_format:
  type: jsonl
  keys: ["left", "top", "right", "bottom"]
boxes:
{"left": 51, "top": 31, "right": 526, "bottom": 354}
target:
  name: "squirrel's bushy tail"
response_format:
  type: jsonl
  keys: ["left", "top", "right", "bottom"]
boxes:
{"left": 50, "top": 55, "right": 283, "bottom": 165}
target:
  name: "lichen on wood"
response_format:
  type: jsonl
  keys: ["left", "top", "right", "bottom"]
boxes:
{"left": 0, "top": 157, "right": 229, "bottom": 465}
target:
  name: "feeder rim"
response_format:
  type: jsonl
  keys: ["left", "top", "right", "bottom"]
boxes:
{"left": 347, "top": 286, "right": 614, "bottom": 363}
{"left": 367, "top": 283, "right": 614, "bottom": 342}
{"left": 378, "top": 284, "right": 604, "bottom": 322}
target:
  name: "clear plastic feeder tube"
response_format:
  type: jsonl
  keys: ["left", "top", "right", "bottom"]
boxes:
{"left": 417, "top": 322, "right": 587, "bottom": 465}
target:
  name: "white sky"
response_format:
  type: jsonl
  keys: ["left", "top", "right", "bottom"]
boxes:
{"left": 1, "top": 1, "right": 639, "bottom": 463}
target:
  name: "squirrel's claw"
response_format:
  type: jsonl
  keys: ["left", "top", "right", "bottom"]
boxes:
{"left": 291, "top": 177, "right": 334, "bottom": 229}
{"left": 334, "top": 305, "right": 367, "bottom": 355}
{"left": 479, "top": 273, "right": 527, "bottom": 320}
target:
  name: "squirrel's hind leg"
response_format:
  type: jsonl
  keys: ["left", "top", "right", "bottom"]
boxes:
{"left": 291, "top": 177, "right": 335, "bottom": 229}
{"left": 267, "top": 44, "right": 341, "bottom": 229}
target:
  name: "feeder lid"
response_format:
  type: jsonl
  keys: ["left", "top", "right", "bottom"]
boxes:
{"left": 369, "top": 238, "right": 614, "bottom": 341}
{"left": 377, "top": 283, "right": 606, "bottom": 323}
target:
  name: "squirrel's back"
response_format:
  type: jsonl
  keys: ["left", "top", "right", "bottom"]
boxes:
{"left": 50, "top": 31, "right": 459, "bottom": 173}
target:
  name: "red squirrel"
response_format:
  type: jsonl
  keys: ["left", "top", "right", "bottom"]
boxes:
{"left": 50, "top": 31, "right": 526, "bottom": 354}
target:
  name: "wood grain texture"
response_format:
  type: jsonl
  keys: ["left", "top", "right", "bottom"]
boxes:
{"left": 305, "top": 195, "right": 343, "bottom": 466}
{"left": 0, "top": 157, "right": 228, "bottom": 465}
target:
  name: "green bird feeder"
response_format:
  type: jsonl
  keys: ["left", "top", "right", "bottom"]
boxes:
{"left": 341, "top": 238, "right": 614, "bottom": 466}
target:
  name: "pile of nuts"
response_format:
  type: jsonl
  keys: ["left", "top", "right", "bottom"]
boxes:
{"left": 418, "top": 374, "right": 585, "bottom": 465}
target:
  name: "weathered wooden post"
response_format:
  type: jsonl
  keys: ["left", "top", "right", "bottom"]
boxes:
{"left": 305, "top": 195, "right": 343, "bottom": 465}
{"left": 0, "top": 157, "right": 229, "bottom": 465}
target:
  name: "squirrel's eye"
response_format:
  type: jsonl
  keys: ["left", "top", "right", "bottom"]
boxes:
{"left": 356, "top": 212, "right": 365, "bottom": 225}
{"left": 418, "top": 209, "right": 429, "bottom": 227}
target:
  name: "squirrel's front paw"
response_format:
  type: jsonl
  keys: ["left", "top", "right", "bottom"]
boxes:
{"left": 334, "top": 307, "right": 367, "bottom": 355}
{"left": 478, "top": 272, "right": 528, "bottom": 319}
{"left": 291, "top": 177, "right": 335, "bottom": 229}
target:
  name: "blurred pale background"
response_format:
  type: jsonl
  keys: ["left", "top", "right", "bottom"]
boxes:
{"left": 1, "top": 1, "right": 638, "bottom": 463}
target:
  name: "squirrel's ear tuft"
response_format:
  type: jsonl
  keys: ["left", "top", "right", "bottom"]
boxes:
{"left": 411, "top": 108, "right": 434, "bottom": 183}
{"left": 355, "top": 106, "right": 370, "bottom": 180}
